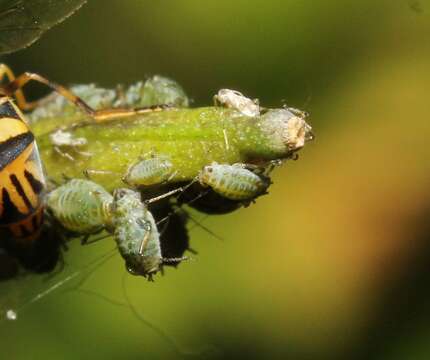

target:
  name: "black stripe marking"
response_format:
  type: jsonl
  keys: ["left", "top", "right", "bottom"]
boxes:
{"left": 0, "top": 132, "right": 34, "bottom": 171}
{"left": 0, "top": 98, "right": 22, "bottom": 120}
{"left": 10, "top": 174, "right": 33, "bottom": 212}
{"left": 0, "top": 188, "right": 25, "bottom": 224}
{"left": 24, "top": 169, "right": 44, "bottom": 195}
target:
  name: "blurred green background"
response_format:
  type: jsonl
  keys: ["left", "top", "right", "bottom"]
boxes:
{"left": 1, "top": 0, "right": 430, "bottom": 359}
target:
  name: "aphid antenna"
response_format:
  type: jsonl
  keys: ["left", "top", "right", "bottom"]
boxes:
{"left": 154, "top": 187, "right": 224, "bottom": 242}
{"left": 143, "top": 180, "right": 196, "bottom": 206}
{"left": 183, "top": 211, "right": 224, "bottom": 242}
{"left": 155, "top": 188, "right": 211, "bottom": 227}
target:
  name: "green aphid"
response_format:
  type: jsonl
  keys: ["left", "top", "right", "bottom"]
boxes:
{"left": 111, "top": 188, "right": 164, "bottom": 279}
{"left": 198, "top": 162, "right": 271, "bottom": 201}
{"left": 123, "top": 154, "right": 174, "bottom": 187}
{"left": 46, "top": 179, "right": 113, "bottom": 234}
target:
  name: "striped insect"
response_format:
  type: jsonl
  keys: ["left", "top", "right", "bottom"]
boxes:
{"left": 0, "top": 64, "right": 173, "bottom": 245}
{"left": 0, "top": 71, "right": 46, "bottom": 242}
{"left": 197, "top": 162, "right": 271, "bottom": 201}
{"left": 46, "top": 179, "right": 186, "bottom": 279}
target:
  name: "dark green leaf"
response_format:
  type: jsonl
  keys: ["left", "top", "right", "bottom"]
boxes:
{"left": 0, "top": 0, "right": 86, "bottom": 55}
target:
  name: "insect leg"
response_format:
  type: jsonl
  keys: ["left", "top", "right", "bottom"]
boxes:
{"left": 0, "top": 63, "right": 37, "bottom": 111}
{"left": 2, "top": 71, "right": 172, "bottom": 122}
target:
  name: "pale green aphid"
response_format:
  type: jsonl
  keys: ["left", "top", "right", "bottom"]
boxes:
{"left": 46, "top": 179, "right": 113, "bottom": 234}
{"left": 123, "top": 154, "right": 174, "bottom": 187}
{"left": 198, "top": 163, "right": 271, "bottom": 201}
{"left": 111, "top": 188, "right": 164, "bottom": 279}
{"left": 46, "top": 179, "right": 182, "bottom": 279}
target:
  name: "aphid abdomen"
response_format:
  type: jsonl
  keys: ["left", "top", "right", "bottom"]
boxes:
{"left": 123, "top": 156, "right": 174, "bottom": 187}
{"left": 199, "top": 163, "right": 269, "bottom": 201}
{"left": 46, "top": 179, "right": 113, "bottom": 234}
{"left": 112, "top": 188, "right": 162, "bottom": 277}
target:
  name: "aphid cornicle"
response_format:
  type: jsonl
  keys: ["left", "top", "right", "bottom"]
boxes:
{"left": 198, "top": 162, "right": 271, "bottom": 201}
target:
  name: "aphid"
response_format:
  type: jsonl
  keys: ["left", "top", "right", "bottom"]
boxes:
{"left": 214, "top": 89, "right": 260, "bottom": 117}
{"left": 46, "top": 179, "right": 113, "bottom": 236}
{"left": 123, "top": 154, "right": 174, "bottom": 187}
{"left": 197, "top": 162, "right": 270, "bottom": 201}
{"left": 46, "top": 179, "right": 186, "bottom": 279}
{"left": 111, "top": 188, "right": 164, "bottom": 279}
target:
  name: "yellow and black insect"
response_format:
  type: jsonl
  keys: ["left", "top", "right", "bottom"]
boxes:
{"left": 0, "top": 63, "right": 168, "bottom": 245}
{"left": 0, "top": 66, "right": 46, "bottom": 243}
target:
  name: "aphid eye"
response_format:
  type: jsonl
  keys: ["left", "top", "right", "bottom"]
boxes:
{"left": 126, "top": 262, "right": 139, "bottom": 275}
{"left": 207, "top": 167, "right": 213, "bottom": 173}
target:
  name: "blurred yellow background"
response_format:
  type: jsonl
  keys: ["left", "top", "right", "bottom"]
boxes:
{"left": 1, "top": 1, "right": 430, "bottom": 359}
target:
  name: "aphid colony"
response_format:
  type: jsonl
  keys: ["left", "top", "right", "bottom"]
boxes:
{"left": 0, "top": 64, "right": 313, "bottom": 280}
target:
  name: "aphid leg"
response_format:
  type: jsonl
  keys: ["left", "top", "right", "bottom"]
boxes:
{"left": 80, "top": 235, "right": 90, "bottom": 245}
{"left": 115, "top": 84, "right": 127, "bottom": 107}
{"left": 60, "top": 173, "right": 73, "bottom": 182}
{"left": 222, "top": 129, "right": 230, "bottom": 151}
{"left": 83, "top": 169, "right": 118, "bottom": 179}
{"left": 81, "top": 232, "right": 109, "bottom": 246}
{"left": 213, "top": 94, "right": 221, "bottom": 107}
{"left": 2, "top": 69, "right": 172, "bottom": 122}
{"left": 162, "top": 256, "right": 189, "bottom": 263}
{"left": 166, "top": 170, "right": 179, "bottom": 182}
{"left": 53, "top": 146, "right": 75, "bottom": 162}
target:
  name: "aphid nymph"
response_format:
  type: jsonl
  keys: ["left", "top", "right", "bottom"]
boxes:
{"left": 111, "top": 188, "right": 162, "bottom": 279}
{"left": 123, "top": 154, "right": 174, "bottom": 187}
{"left": 46, "top": 179, "right": 113, "bottom": 235}
{"left": 198, "top": 162, "right": 270, "bottom": 201}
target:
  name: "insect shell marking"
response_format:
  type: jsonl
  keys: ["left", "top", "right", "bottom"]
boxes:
{"left": 46, "top": 179, "right": 113, "bottom": 234}
{"left": 0, "top": 96, "right": 46, "bottom": 242}
{"left": 111, "top": 188, "right": 162, "bottom": 279}
{"left": 123, "top": 155, "right": 174, "bottom": 187}
{"left": 198, "top": 162, "right": 270, "bottom": 201}
{"left": 214, "top": 89, "right": 260, "bottom": 117}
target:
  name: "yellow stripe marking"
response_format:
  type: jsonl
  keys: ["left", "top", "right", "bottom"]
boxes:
{"left": 0, "top": 118, "right": 29, "bottom": 142}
